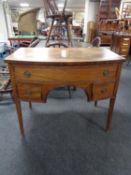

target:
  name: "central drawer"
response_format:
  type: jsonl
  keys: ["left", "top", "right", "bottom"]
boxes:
{"left": 14, "top": 64, "right": 118, "bottom": 83}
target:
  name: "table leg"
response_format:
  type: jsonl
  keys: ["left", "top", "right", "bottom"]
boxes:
{"left": 15, "top": 100, "right": 24, "bottom": 135}
{"left": 29, "top": 101, "right": 32, "bottom": 109}
{"left": 106, "top": 98, "right": 116, "bottom": 131}
{"left": 94, "top": 101, "right": 98, "bottom": 107}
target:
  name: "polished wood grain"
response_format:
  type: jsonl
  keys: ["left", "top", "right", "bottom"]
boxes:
{"left": 5, "top": 48, "right": 125, "bottom": 135}
{"left": 6, "top": 48, "right": 124, "bottom": 64}
{"left": 14, "top": 64, "right": 117, "bottom": 82}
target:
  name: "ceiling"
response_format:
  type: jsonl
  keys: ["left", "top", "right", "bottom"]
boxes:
{"left": 8, "top": 0, "right": 86, "bottom": 9}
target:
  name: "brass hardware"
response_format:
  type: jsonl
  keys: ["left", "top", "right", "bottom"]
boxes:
{"left": 25, "top": 90, "right": 32, "bottom": 96}
{"left": 23, "top": 71, "right": 31, "bottom": 78}
{"left": 103, "top": 70, "right": 109, "bottom": 77}
{"left": 101, "top": 87, "right": 107, "bottom": 94}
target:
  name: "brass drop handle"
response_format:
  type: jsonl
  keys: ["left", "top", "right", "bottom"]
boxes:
{"left": 103, "top": 70, "right": 109, "bottom": 77}
{"left": 25, "top": 90, "right": 32, "bottom": 96}
{"left": 101, "top": 87, "right": 107, "bottom": 94}
{"left": 23, "top": 71, "right": 31, "bottom": 78}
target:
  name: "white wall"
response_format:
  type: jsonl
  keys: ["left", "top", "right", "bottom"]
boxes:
{"left": 0, "top": 2, "right": 14, "bottom": 43}
{"left": 83, "top": 0, "right": 99, "bottom": 41}
{"left": 0, "top": 2, "right": 8, "bottom": 42}
{"left": 88, "top": 2, "right": 99, "bottom": 21}
{"left": 83, "top": 0, "right": 90, "bottom": 35}
{"left": 37, "top": 8, "right": 45, "bottom": 22}
{"left": 4, "top": 2, "right": 14, "bottom": 37}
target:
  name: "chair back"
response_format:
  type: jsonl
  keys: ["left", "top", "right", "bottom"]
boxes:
{"left": 91, "top": 36, "right": 101, "bottom": 47}
{"left": 28, "top": 38, "right": 40, "bottom": 47}
{"left": 46, "top": 42, "right": 68, "bottom": 48}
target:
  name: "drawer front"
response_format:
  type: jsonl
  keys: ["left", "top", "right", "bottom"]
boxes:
{"left": 92, "top": 82, "right": 115, "bottom": 100}
{"left": 120, "top": 48, "right": 129, "bottom": 56}
{"left": 17, "top": 84, "right": 42, "bottom": 101}
{"left": 122, "top": 38, "right": 130, "bottom": 43}
{"left": 121, "top": 42, "right": 130, "bottom": 47}
{"left": 14, "top": 65, "right": 118, "bottom": 82}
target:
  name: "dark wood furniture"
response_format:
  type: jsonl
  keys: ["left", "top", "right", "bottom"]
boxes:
{"left": 96, "top": 20, "right": 118, "bottom": 45}
{"left": 96, "top": 18, "right": 131, "bottom": 45}
{"left": 97, "top": 1, "right": 131, "bottom": 45}
{"left": 111, "top": 32, "right": 131, "bottom": 59}
{"left": 5, "top": 47, "right": 125, "bottom": 135}
{"left": 99, "top": 0, "right": 121, "bottom": 20}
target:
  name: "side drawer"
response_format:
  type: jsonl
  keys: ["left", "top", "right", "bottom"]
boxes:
{"left": 17, "top": 84, "right": 42, "bottom": 101}
{"left": 92, "top": 82, "right": 115, "bottom": 100}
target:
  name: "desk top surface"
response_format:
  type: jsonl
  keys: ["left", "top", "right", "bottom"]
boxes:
{"left": 5, "top": 48, "right": 125, "bottom": 65}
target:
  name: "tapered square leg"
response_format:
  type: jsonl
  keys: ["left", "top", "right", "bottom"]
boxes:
{"left": 94, "top": 101, "right": 98, "bottom": 107}
{"left": 29, "top": 101, "right": 32, "bottom": 109}
{"left": 106, "top": 98, "right": 116, "bottom": 131}
{"left": 15, "top": 100, "right": 24, "bottom": 135}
